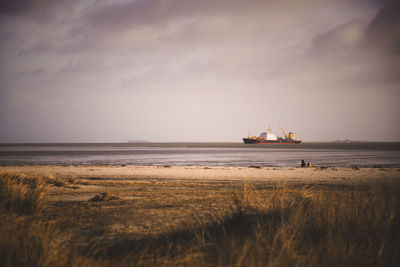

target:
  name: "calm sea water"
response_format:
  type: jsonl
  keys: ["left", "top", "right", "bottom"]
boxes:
{"left": 0, "top": 143, "right": 399, "bottom": 168}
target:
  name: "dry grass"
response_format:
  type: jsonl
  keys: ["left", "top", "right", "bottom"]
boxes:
{"left": 0, "top": 171, "right": 399, "bottom": 266}
{"left": 89, "top": 192, "right": 120, "bottom": 202}
{"left": 0, "top": 172, "right": 47, "bottom": 214}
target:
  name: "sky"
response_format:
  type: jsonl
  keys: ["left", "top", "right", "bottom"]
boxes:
{"left": 0, "top": 0, "right": 399, "bottom": 142}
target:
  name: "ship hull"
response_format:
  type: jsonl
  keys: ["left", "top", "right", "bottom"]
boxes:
{"left": 243, "top": 138, "right": 302, "bottom": 144}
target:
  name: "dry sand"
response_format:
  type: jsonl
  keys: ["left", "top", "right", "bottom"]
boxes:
{"left": 1, "top": 165, "right": 398, "bottom": 182}
{"left": 1, "top": 165, "right": 399, "bottom": 203}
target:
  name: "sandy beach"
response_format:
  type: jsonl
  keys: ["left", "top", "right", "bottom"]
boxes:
{"left": 1, "top": 165, "right": 399, "bottom": 203}
{"left": 0, "top": 165, "right": 400, "bottom": 201}
{"left": 1, "top": 165, "right": 400, "bottom": 266}
{"left": 2, "top": 165, "right": 399, "bottom": 182}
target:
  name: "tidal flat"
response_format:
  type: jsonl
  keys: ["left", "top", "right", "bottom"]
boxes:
{"left": 0, "top": 165, "right": 399, "bottom": 266}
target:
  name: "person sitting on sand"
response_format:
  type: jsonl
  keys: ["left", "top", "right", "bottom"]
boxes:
{"left": 307, "top": 162, "right": 311, "bottom": 168}
{"left": 301, "top": 160, "right": 306, "bottom": 167}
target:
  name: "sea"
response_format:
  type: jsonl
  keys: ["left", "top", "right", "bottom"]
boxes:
{"left": 0, "top": 143, "right": 400, "bottom": 168}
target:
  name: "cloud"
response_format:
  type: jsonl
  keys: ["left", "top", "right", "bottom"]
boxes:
{"left": 0, "top": 0, "right": 77, "bottom": 27}
{"left": 0, "top": 1, "right": 36, "bottom": 16}
{"left": 365, "top": 0, "right": 400, "bottom": 54}
{"left": 307, "top": 0, "right": 399, "bottom": 58}
{"left": 304, "top": 0, "right": 400, "bottom": 88}
{"left": 85, "top": 0, "right": 248, "bottom": 29}
{"left": 308, "top": 20, "right": 367, "bottom": 58}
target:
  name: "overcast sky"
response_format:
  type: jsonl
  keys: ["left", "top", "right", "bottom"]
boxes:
{"left": 0, "top": 0, "right": 399, "bottom": 142}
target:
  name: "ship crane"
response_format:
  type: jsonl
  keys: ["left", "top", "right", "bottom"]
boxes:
{"left": 279, "top": 124, "right": 288, "bottom": 139}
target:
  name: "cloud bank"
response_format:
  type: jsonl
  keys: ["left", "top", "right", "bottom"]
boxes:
{"left": 0, "top": 0, "right": 399, "bottom": 142}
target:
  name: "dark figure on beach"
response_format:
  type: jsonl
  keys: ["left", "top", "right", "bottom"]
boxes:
{"left": 301, "top": 160, "right": 306, "bottom": 167}
{"left": 307, "top": 162, "right": 311, "bottom": 167}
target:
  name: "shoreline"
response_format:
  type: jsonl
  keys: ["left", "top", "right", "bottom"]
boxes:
{"left": 1, "top": 141, "right": 400, "bottom": 149}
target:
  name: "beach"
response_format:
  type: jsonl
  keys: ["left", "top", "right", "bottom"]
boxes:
{"left": 2, "top": 164, "right": 399, "bottom": 185}
{"left": 3, "top": 165, "right": 399, "bottom": 181}
{"left": 1, "top": 165, "right": 399, "bottom": 201}
{"left": 1, "top": 165, "right": 399, "bottom": 266}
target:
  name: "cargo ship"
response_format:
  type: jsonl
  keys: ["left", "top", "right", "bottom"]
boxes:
{"left": 243, "top": 125, "right": 302, "bottom": 144}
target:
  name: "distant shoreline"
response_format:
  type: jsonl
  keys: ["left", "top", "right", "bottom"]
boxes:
{"left": 0, "top": 142, "right": 400, "bottom": 150}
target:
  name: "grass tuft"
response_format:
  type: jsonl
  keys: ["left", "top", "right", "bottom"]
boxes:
{"left": 0, "top": 172, "right": 46, "bottom": 214}
{"left": 89, "top": 192, "right": 120, "bottom": 202}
